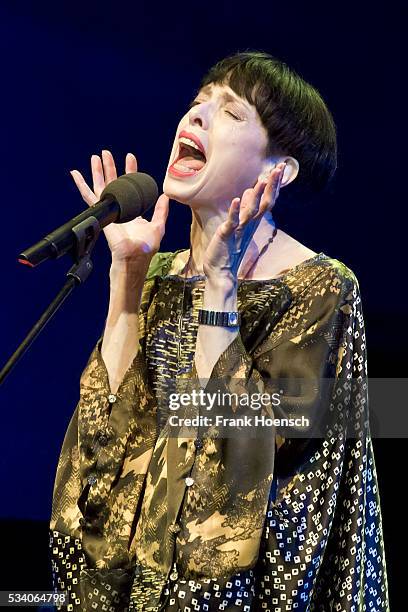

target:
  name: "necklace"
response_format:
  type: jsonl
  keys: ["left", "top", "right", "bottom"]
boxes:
{"left": 175, "top": 225, "right": 278, "bottom": 377}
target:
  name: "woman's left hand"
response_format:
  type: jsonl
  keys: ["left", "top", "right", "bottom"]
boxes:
{"left": 203, "top": 162, "right": 286, "bottom": 280}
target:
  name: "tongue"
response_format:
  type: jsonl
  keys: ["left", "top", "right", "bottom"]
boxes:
{"left": 176, "top": 156, "right": 206, "bottom": 170}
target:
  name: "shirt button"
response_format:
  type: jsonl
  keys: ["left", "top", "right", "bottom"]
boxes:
{"left": 79, "top": 517, "right": 101, "bottom": 535}
{"left": 108, "top": 394, "right": 117, "bottom": 403}
{"left": 169, "top": 571, "right": 178, "bottom": 581}
{"left": 87, "top": 474, "right": 97, "bottom": 486}
{"left": 194, "top": 438, "right": 203, "bottom": 450}
{"left": 185, "top": 477, "right": 194, "bottom": 487}
{"left": 97, "top": 432, "right": 109, "bottom": 446}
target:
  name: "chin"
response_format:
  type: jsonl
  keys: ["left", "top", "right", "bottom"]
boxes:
{"left": 163, "top": 179, "right": 187, "bottom": 205}
{"left": 163, "top": 174, "right": 201, "bottom": 206}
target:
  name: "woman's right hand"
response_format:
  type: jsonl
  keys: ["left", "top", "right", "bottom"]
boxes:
{"left": 70, "top": 149, "right": 169, "bottom": 262}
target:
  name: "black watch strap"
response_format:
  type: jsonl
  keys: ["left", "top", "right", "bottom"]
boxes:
{"left": 198, "top": 309, "right": 241, "bottom": 327}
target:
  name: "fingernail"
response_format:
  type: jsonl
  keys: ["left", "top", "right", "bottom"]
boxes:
{"left": 278, "top": 163, "right": 286, "bottom": 185}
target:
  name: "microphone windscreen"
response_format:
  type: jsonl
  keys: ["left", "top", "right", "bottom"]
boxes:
{"left": 100, "top": 172, "right": 158, "bottom": 223}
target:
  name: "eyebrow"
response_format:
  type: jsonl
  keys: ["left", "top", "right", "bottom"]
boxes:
{"left": 197, "top": 85, "right": 250, "bottom": 110}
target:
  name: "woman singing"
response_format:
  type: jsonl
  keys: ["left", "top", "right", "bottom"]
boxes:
{"left": 49, "top": 51, "right": 389, "bottom": 611}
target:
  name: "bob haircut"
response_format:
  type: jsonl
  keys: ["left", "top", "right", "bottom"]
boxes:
{"left": 197, "top": 50, "right": 337, "bottom": 196}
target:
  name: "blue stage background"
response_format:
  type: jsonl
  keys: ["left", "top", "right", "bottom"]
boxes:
{"left": 0, "top": 1, "right": 404, "bottom": 604}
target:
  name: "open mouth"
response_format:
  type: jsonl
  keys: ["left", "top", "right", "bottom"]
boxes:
{"left": 169, "top": 137, "right": 207, "bottom": 176}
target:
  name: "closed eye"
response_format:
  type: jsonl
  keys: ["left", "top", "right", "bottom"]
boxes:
{"left": 225, "top": 110, "right": 241, "bottom": 120}
{"left": 187, "top": 100, "right": 242, "bottom": 121}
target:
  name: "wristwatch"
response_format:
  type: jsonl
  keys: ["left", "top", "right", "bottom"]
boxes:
{"left": 198, "top": 309, "right": 241, "bottom": 327}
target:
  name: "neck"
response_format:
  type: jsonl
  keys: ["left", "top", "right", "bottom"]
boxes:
{"left": 185, "top": 206, "right": 277, "bottom": 277}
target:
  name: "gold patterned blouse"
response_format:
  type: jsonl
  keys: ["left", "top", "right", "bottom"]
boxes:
{"left": 49, "top": 249, "right": 389, "bottom": 611}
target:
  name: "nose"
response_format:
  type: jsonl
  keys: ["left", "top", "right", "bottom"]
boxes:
{"left": 188, "top": 105, "right": 208, "bottom": 130}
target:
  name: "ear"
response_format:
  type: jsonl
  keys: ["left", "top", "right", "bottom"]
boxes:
{"left": 279, "top": 156, "right": 299, "bottom": 187}
{"left": 258, "top": 156, "right": 299, "bottom": 187}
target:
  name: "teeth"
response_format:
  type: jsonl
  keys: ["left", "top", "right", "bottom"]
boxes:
{"left": 179, "top": 136, "right": 203, "bottom": 153}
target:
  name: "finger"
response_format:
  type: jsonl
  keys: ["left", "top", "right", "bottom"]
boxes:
{"left": 219, "top": 197, "right": 240, "bottom": 238}
{"left": 151, "top": 194, "right": 170, "bottom": 227}
{"left": 229, "top": 197, "right": 241, "bottom": 228}
{"left": 275, "top": 162, "right": 286, "bottom": 198}
{"left": 101, "top": 149, "right": 118, "bottom": 184}
{"left": 255, "top": 165, "right": 283, "bottom": 219}
{"left": 252, "top": 178, "right": 268, "bottom": 214}
{"left": 91, "top": 155, "right": 105, "bottom": 198}
{"left": 70, "top": 170, "right": 98, "bottom": 206}
{"left": 239, "top": 179, "right": 267, "bottom": 225}
{"left": 253, "top": 173, "right": 276, "bottom": 219}
{"left": 125, "top": 152, "right": 138, "bottom": 174}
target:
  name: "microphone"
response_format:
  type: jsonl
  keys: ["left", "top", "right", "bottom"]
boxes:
{"left": 18, "top": 172, "right": 158, "bottom": 267}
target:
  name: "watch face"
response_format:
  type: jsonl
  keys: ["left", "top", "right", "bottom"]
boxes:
{"left": 228, "top": 312, "right": 239, "bottom": 326}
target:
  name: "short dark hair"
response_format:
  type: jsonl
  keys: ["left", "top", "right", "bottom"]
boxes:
{"left": 198, "top": 50, "right": 337, "bottom": 195}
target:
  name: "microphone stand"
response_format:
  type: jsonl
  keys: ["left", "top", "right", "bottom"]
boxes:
{"left": 0, "top": 216, "right": 101, "bottom": 386}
